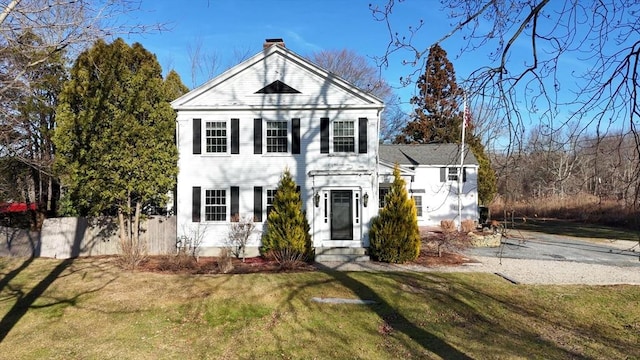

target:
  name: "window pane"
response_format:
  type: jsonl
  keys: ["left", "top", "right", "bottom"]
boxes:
{"left": 413, "top": 196, "right": 423, "bottom": 217}
{"left": 266, "top": 121, "right": 288, "bottom": 153}
{"left": 266, "top": 189, "right": 277, "bottom": 217}
{"left": 206, "top": 121, "right": 227, "bottom": 153}
{"left": 333, "top": 121, "right": 355, "bottom": 152}
{"left": 447, "top": 167, "right": 459, "bottom": 181}
{"left": 205, "top": 189, "right": 226, "bottom": 221}
{"left": 379, "top": 188, "right": 389, "bottom": 208}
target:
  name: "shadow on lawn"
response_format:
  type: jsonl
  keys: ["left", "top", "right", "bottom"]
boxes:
{"left": 0, "top": 258, "right": 75, "bottom": 343}
{"left": 312, "top": 268, "right": 616, "bottom": 359}
{"left": 316, "top": 265, "right": 473, "bottom": 359}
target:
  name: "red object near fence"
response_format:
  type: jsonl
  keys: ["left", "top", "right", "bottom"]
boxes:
{"left": 0, "top": 202, "right": 37, "bottom": 214}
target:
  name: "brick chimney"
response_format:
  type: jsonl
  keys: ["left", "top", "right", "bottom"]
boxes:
{"left": 263, "top": 38, "right": 285, "bottom": 49}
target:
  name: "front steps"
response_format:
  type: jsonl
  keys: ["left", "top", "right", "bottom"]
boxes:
{"left": 314, "top": 247, "right": 370, "bottom": 262}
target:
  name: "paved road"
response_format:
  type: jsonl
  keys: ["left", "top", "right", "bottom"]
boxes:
{"left": 463, "top": 230, "right": 640, "bottom": 267}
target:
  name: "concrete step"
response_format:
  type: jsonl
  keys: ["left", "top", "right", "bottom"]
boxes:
{"left": 314, "top": 247, "right": 370, "bottom": 262}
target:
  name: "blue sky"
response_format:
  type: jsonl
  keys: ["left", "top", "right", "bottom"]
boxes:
{"left": 125, "top": 0, "right": 459, "bottom": 109}
{"left": 123, "top": 0, "right": 635, "bottom": 145}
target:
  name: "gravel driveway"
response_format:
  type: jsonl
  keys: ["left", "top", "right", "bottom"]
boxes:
{"left": 317, "top": 231, "right": 640, "bottom": 285}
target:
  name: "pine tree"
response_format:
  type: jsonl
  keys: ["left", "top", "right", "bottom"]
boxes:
{"left": 261, "top": 169, "right": 312, "bottom": 262}
{"left": 397, "top": 44, "right": 497, "bottom": 204}
{"left": 369, "top": 164, "right": 420, "bottom": 263}
{"left": 397, "top": 44, "right": 462, "bottom": 144}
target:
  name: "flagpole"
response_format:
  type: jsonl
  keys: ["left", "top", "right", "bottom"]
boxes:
{"left": 458, "top": 92, "right": 467, "bottom": 231}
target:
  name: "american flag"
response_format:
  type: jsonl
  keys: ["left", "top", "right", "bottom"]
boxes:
{"left": 463, "top": 97, "right": 471, "bottom": 129}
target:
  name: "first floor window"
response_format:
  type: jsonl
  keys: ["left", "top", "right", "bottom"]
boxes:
{"left": 379, "top": 188, "right": 390, "bottom": 209}
{"left": 412, "top": 196, "right": 423, "bottom": 217}
{"left": 205, "top": 189, "right": 226, "bottom": 221}
{"left": 266, "top": 189, "right": 277, "bottom": 217}
{"left": 266, "top": 121, "right": 288, "bottom": 153}
{"left": 206, "top": 121, "right": 227, "bottom": 153}
{"left": 333, "top": 120, "right": 355, "bottom": 152}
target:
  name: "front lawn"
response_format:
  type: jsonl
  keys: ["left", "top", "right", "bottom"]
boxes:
{"left": 0, "top": 257, "right": 638, "bottom": 359}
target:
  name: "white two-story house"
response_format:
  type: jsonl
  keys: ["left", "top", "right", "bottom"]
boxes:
{"left": 171, "top": 39, "right": 384, "bottom": 256}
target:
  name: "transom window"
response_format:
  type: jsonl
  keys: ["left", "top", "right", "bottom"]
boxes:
{"left": 266, "top": 121, "right": 288, "bottom": 153}
{"left": 333, "top": 121, "right": 355, "bottom": 152}
{"left": 205, "top": 121, "right": 227, "bottom": 153}
{"left": 448, "top": 167, "right": 459, "bottom": 182}
{"left": 205, "top": 189, "right": 226, "bottom": 221}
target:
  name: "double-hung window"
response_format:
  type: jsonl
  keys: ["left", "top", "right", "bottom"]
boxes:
{"left": 266, "top": 121, "right": 288, "bottom": 153}
{"left": 447, "top": 167, "right": 459, "bottom": 182}
{"left": 205, "top": 189, "right": 226, "bottom": 221}
{"left": 266, "top": 189, "right": 277, "bottom": 217}
{"left": 379, "top": 188, "right": 390, "bottom": 209}
{"left": 206, "top": 121, "right": 227, "bottom": 153}
{"left": 412, "top": 195, "right": 423, "bottom": 217}
{"left": 333, "top": 120, "right": 355, "bottom": 153}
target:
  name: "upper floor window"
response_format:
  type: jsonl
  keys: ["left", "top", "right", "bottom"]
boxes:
{"left": 205, "top": 189, "right": 226, "bottom": 221}
{"left": 447, "top": 167, "right": 459, "bottom": 182}
{"left": 266, "top": 121, "right": 288, "bottom": 153}
{"left": 206, "top": 121, "right": 227, "bottom": 153}
{"left": 333, "top": 121, "right": 355, "bottom": 152}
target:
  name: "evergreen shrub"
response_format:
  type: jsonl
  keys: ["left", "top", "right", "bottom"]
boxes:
{"left": 261, "top": 169, "right": 313, "bottom": 265}
{"left": 369, "top": 164, "right": 420, "bottom": 263}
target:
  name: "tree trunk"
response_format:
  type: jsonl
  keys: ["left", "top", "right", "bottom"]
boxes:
{"left": 133, "top": 201, "right": 141, "bottom": 245}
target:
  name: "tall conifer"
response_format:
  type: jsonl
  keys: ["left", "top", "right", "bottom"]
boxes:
{"left": 369, "top": 165, "right": 420, "bottom": 263}
{"left": 261, "top": 169, "right": 312, "bottom": 262}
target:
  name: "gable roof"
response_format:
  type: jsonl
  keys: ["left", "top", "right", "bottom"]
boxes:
{"left": 171, "top": 43, "right": 384, "bottom": 110}
{"left": 379, "top": 144, "right": 478, "bottom": 167}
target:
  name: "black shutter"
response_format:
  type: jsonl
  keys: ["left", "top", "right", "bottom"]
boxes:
{"left": 440, "top": 167, "right": 446, "bottom": 182}
{"left": 192, "top": 186, "right": 201, "bottom": 222}
{"left": 254, "top": 186, "right": 263, "bottom": 222}
{"left": 292, "top": 118, "right": 300, "bottom": 154}
{"left": 320, "top": 117, "right": 329, "bottom": 154}
{"left": 358, "top": 118, "right": 367, "bottom": 154}
{"left": 193, "top": 119, "right": 201, "bottom": 154}
{"left": 254, "top": 118, "right": 262, "bottom": 154}
{"left": 463, "top": 167, "right": 467, "bottom": 182}
{"left": 231, "top": 118, "right": 239, "bottom": 154}
{"left": 230, "top": 186, "right": 239, "bottom": 221}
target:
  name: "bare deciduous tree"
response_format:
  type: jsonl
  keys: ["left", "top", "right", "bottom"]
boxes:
{"left": 308, "top": 48, "right": 406, "bottom": 141}
{"left": 370, "top": 0, "right": 640, "bottom": 208}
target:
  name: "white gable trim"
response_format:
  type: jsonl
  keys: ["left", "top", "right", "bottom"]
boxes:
{"left": 172, "top": 45, "right": 384, "bottom": 110}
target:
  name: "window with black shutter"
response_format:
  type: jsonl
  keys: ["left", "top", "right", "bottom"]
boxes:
{"left": 193, "top": 119, "right": 201, "bottom": 154}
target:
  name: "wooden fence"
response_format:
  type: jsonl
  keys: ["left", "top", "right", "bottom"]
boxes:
{"left": 1, "top": 216, "right": 177, "bottom": 259}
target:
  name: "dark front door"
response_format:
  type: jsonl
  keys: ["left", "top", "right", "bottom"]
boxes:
{"left": 330, "top": 190, "right": 353, "bottom": 240}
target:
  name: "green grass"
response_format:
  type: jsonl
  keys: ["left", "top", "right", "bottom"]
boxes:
{"left": 0, "top": 257, "right": 639, "bottom": 359}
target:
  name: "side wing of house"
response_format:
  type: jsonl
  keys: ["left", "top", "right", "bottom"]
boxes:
{"left": 172, "top": 43, "right": 384, "bottom": 255}
{"left": 378, "top": 144, "right": 479, "bottom": 227}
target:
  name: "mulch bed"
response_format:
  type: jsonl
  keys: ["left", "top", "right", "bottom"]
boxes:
{"left": 136, "top": 249, "right": 469, "bottom": 275}
{"left": 135, "top": 230, "right": 474, "bottom": 275}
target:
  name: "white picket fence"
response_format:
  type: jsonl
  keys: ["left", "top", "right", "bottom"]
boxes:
{"left": 1, "top": 216, "right": 177, "bottom": 259}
